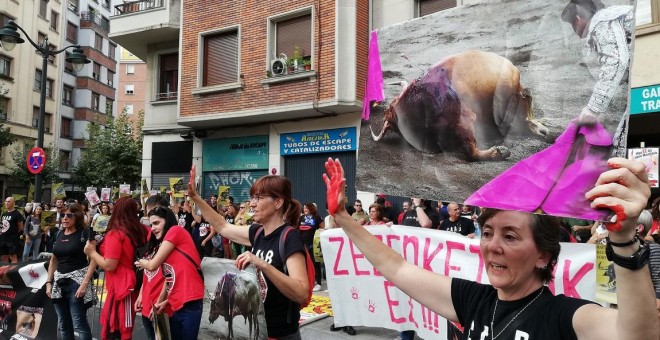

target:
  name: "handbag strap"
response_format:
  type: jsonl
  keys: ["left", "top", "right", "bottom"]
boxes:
{"left": 174, "top": 248, "right": 203, "bottom": 277}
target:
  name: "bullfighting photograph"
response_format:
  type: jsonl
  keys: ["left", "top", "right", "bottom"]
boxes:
{"left": 200, "top": 258, "right": 267, "bottom": 340}
{"left": 358, "top": 0, "right": 636, "bottom": 221}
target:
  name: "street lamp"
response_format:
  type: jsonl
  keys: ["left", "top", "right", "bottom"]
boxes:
{"left": 0, "top": 20, "right": 90, "bottom": 203}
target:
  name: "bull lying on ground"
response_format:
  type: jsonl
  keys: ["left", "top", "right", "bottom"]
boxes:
{"left": 208, "top": 272, "right": 261, "bottom": 340}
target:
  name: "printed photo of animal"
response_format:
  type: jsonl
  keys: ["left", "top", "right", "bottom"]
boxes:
{"left": 357, "top": 0, "right": 631, "bottom": 202}
{"left": 15, "top": 308, "right": 42, "bottom": 339}
{"left": 200, "top": 258, "right": 266, "bottom": 340}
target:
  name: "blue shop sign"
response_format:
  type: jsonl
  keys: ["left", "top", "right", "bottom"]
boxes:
{"left": 280, "top": 127, "right": 357, "bottom": 155}
{"left": 630, "top": 85, "right": 660, "bottom": 115}
{"left": 203, "top": 136, "right": 269, "bottom": 171}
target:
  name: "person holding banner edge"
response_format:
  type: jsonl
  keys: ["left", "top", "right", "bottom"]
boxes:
{"left": 187, "top": 165, "right": 309, "bottom": 339}
{"left": 323, "top": 157, "right": 658, "bottom": 340}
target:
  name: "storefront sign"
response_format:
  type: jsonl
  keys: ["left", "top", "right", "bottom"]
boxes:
{"left": 203, "top": 136, "right": 269, "bottom": 171}
{"left": 280, "top": 127, "right": 357, "bottom": 155}
{"left": 630, "top": 85, "right": 660, "bottom": 115}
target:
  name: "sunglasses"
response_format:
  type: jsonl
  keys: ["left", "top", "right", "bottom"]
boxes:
{"left": 148, "top": 206, "right": 168, "bottom": 216}
{"left": 63, "top": 213, "right": 75, "bottom": 218}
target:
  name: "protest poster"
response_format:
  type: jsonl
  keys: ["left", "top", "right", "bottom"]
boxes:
{"left": 40, "top": 211, "right": 56, "bottom": 230}
{"left": 119, "top": 184, "right": 131, "bottom": 197}
{"left": 85, "top": 190, "right": 101, "bottom": 206}
{"left": 628, "top": 147, "right": 659, "bottom": 188}
{"left": 358, "top": 0, "right": 635, "bottom": 221}
{"left": 321, "top": 226, "right": 596, "bottom": 339}
{"left": 50, "top": 183, "right": 66, "bottom": 200}
{"left": 218, "top": 186, "right": 231, "bottom": 206}
{"left": 199, "top": 257, "right": 267, "bottom": 340}
{"left": 111, "top": 187, "right": 119, "bottom": 201}
{"left": 0, "top": 260, "right": 57, "bottom": 339}
{"left": 86, "top": 187, "right": 96, "bottom": 194}
{"left": 595, "top": 243, "right": 617, "bottom": 305}
{"left": 169, "top": 178, "right": 184, "bottom": 198}
{"left": 100, "top": 188, "right": 111, "bottom": 202}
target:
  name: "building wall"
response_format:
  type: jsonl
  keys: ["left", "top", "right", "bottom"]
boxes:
{"left": 117, "top": 46, "right": 147, "bottom": 131}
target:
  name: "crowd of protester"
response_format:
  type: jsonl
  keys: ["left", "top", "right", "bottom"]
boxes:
{"left": 0, "top": 161, "right": 658, "bottom": 339}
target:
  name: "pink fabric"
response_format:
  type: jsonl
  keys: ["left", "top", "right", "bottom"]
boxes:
{"left": 466, "top": 120, "right": 613, "bottom": 221}
{"left": 362, "top": 30, "right": 384, "bottom": 120}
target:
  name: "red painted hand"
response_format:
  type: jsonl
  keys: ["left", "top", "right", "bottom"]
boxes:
{"left": 323, "top": 158, "right": 346, "bottom": 217}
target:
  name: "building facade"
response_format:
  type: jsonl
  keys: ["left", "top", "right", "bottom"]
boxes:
{"left": 116, "top": 46, "right": 146, "bottom": 132}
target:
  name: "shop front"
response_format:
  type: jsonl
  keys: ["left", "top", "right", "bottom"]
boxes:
{"left": 202, "top": 136, "right": 269, "bottom": 203}
{"left": 151, "top": 141, "right": 193, "bottom": 190}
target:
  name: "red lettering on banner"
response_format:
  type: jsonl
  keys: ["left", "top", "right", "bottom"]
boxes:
{"left": 423, "top": 237, "right": 443, "bottom": 271}
{"left": 403, "top": 235, "right": 420, "bottom": 266}
{"left": 407, "top": 297, "right": 419, "bottom": 328}
{"left": 444, "top": 241, "right": 465, "bottom": 276}
{"left": 469, "top": 244, "right": 485, "bottom": 283}
{"left": 350, "top": 240, "right": 371, "bottom": 276}
{"left": 372, "top": 236, "right": 384, "bottom": 276}
{"left": 330, "top": 237, "right": 349, "bottom": 276}
{"left": 563, "top": 260, "right": 593, "bottom": 298}
{"left": 0, "top": 290, "right": 15, "bottom": 299}
{"left": 384, "top": 281, "right": 406, "bottom": 323}
{"left": 386, "top": 234, "right": 401, "bottom": 249}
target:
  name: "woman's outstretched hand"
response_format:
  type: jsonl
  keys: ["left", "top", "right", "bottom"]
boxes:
{"left": 323, "top": 158, "right": 346, "bottom": 217}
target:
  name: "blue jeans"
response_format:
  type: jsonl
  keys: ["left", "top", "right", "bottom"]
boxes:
{"left": 170, "top": 299, "right": 202, "bottom": 339}
{"left": 22, "top": 236, "right": 41, "bottom": 261}
{"left": 52, "top": 278, "right": 92, "bottom": 340}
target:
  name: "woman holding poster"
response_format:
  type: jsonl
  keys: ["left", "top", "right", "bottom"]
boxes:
{"left": 323, "top": 157, "right": 658, "bottom": 340}
{"left": 188, "top": 165, "right": 309, "bottom": 339}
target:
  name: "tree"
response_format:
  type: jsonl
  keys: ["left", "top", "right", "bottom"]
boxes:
{"left": 8, "top": 142, "right": 59, "bottom": 185}
{"left": 0, "top": 122, "right": 16, "bottom": 149}
{"left": 73, "top": 110, "right": 144, "bottom": 188}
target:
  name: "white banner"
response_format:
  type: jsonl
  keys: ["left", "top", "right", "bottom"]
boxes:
{"left": 321, "top": 226, "right": 596, "bottom": 339}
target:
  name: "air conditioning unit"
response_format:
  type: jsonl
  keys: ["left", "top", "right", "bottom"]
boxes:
{"left": 32, "top": 118, "right": 39, "bottom": 127}
{"left": 270, "top": 53, "right": 288, "bottom": 76}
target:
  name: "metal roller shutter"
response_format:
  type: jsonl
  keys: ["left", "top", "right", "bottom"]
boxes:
{"left": 151, "top": 172, "right": 190, "bottom": 192}
{"left": 284, "top": 152, "right": 356, "bottom": 212}
{"left": 202, "top": 170, "right": 269, "bottom": 203}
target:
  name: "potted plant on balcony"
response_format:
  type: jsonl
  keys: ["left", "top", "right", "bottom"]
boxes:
{"left": 302, "top": 59, "right": 311, "bottom": 71}
{"left": 292, "top": 46, "right": 305, "bottom": 72}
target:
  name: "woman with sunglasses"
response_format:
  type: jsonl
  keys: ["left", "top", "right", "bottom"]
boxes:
{"left": 84, "top": 197, "right": 148, "bottom": 340}
{"left": 188, "top": 165, "right": 309, "bottom": 339}
{"left": 135, "top": 206, "right": 204, "bottom": 339}
{"left": 46, "top": 204, "right": 97, "bottom": 340}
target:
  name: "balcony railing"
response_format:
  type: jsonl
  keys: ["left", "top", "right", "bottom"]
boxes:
{"left": 155, "top": 91, "right": 178, "bottom": 101}
{"left": 114, "top": 0, "right": 164, "bottom": 16}
{"left": 81, "top": 11, "right": 110, "bottom": 33}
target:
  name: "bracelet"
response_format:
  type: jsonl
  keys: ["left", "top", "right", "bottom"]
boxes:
{"left": 46, "top": 281, "right": 52, "bottom": 284}
{"left": 606, "top": 234, "right": 639, "bottom": 247}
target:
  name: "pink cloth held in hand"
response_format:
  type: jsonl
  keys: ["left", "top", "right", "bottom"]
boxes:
{"left": 465, "top": 120, "right": 612, "bottom": 221}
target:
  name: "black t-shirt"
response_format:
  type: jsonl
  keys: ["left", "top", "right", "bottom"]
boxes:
{"left": 177, "top": 211, "right": 194, "bottom": 234}
{"left": 451, "top": 278, "right": 594, "bottom": 339}
{"left": 400, "top": 208, "right": 440, "bottom": 229}
{"left": 1, "top": 210, "right": 25, "bottom": 241}
{"left": 439, "top": 217, "right": 475, "bottom": 236}
{"left": 248, "top": 223, "right": 305, "bottom": 337}
{"left": 53, "top": 229, "right": 89, "bottom": 273}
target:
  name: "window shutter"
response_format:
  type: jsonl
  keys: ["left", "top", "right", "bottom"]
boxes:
{"left": 204, "top": 31, "right": 238, "bottom": 86}
{"left": 276, "top": 15, "right": 312, "bottom": 58}
{"left": 419, "top": 0, "right": 456, "bottom": 17}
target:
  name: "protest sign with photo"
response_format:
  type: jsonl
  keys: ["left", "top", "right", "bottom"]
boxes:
{"left": 119, "top": 184, "right": 131, "bottom": 197}
{"left": 322, "top": 226, "right": 596, "bottom": 339}
{"left": 169, "top": 178, "right": 185, "bottom": 198}
{"left": 100, "top": 188, "right": 111, "bottom": 202}
{"left": 85, "top": 190, "right": 101, "bottom": 206}
{"left": 199, "top": 257, "right": 267, "bottom": 340}
{"left": 218, "top": 186, "right": 231, "bottom": 206}
{"left": 628, "top": 147, "right": 659, "bottom": 188}
{"left": 358, "top": 0, "right": 636, "bottom": 221}
{"left": 40, "top": 211, "right": 56, "bottom": 230}
{"left": 51, "top": 183, "right": 66, "bottom": 200}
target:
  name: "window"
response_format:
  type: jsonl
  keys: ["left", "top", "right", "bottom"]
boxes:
{"left": 38, "top": 32, "right": 46, "bottom": 47}
{"left": 106, "top": 99, "right": 113, "bottom": 115}
{"left": 158, "top": 53, "right": 178, "bottom": 100}
{"left": 95, "top": 33, "right": 103, "bottom": 51}
{"left": 45, "top": 113, "right": 52, "bottom": 132}
{"left": 40, "top": 0, "right": 48, "bottom": 18}
{"left": 203, "top": 30, "right": 238, "bottom": 86}
{"left": 34, "top": 70, "right": 42, "bottom": 91}
{"left": 59, "top": 150, "right": 71, "bottom": 171}
{"left": 64, "top": 52, "right": 74, "bottom": 73}
{"left": 61, "top": 118, "right": 72, "bottom": 138}
{"left": 126, "top": 64, "right": 135, "bottom": 74}
{"left": 0, "top": 97, "right": 8, "bottom": 120}
{"left": 47, "top": 44, "right": 57, "bottom": 64}
{"left": 67, "top": 22, "right": 78, "bottom": 43}
{"left": 63, "top": 85, "right": 74, "bottom": 106}
{"left": 108, "top": 43, "right": 116, "bottom": 59}
{"left": 272, "top": 13, "right": 311, "bottom": 69}
{"left": 103, "top": 0, "right": 110, "bottom": 9}
{"left": 125, "top": 84, "right": 134, "bottom": 94}
{"left": 31, "top": 109, "right": 52, "bottom": 132}
{"left": 107, "top": 69, "right": 115, "bottom": 86}
{"left": 0, "top": 14, "right": 13, "bottom": 27}
{"left": 91, "top": 93, "right": 100, "bottom": 111}
{"left": 636, "top": 0, "right": 660, "bottom": 26}
{"left": 46, "top": 78, "right": 54, "bottom": 99}
{"left": 416, "top": 0, "right": 457, "bottom": 17}
{"left": 50, "top": 11, "right": 59, "bottom": 31}
{"left": 68, "top": 0, "right": 78, "bottom": 12}
{"left": 0, "top": 56, "right": 10, "bottom": 79}
{"left": 124, "top": 104, "right": 134, "bottom": 114}
{"left": 93, "top": 62, "right": 101, "bottom": 80}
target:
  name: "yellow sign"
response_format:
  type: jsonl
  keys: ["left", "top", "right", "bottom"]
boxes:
{"left": 595, "top": 244, "right": 617, "bottom": 304}
{"left": 218, "top": 186, "right": 230, "bottom": 206}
